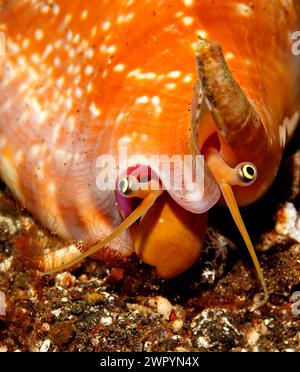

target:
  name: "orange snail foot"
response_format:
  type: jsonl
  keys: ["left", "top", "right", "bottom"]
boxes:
{"left": 135, "top": 193, "right": 208, "bottom": 279}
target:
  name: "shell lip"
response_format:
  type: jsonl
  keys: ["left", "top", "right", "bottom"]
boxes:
{"left": 115, "top": 159, "right": 220, "bottom": 219}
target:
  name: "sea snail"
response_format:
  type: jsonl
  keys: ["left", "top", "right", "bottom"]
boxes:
{"left": 0, "top": 1, "right": 299, "bottom": 298}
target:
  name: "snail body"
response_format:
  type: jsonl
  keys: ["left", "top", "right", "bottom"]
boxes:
{"left": 0, "top": 1, "right": 299, "bottom": 290}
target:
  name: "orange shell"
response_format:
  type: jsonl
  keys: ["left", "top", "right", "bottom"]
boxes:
{"left": 0, "top": 0, "right": 299, "bottom": 255}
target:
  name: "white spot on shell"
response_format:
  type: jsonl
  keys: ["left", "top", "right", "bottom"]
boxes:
{"left": 75, "top": 87, "right": 83, "bottom": 98}
{"left": 54, "top": 56, "right": 61, "bottom": 67}
{"left": 65, "top": 97, "right": 73, "bottom": 110}
{"left": 167, "top": 71, "right": 181, "bottom": 79}
{"left": 182, "top": 16, "right": 194, "bottom": 26}
{"left": 102, "top": 21, "right": 111, "bottom": 31}
{"left": 73, "top": 33, "right": 80, "bottom": 44}
{"left": 52, "top": 4, "right": 60, "bottom": 15}
{"left": 175, "top": 11, "right": 184, "bottom": 18}
{"left": 151, "top": 96, "right": 162, "bottom": 115}
{"left": 41, "top": 4, "right": 50, "bottom": 14}
{"left": 89, "top": 102, "right": 101, "bottom": 117}
{"left": 182, "top": 74, "right": 193, "bottom": 83}
{"left": 86, "top": 82, "right": 93, "bottom": 93}
{"left": 22, "top": 39, "right": 30, "bottom": 49}
{"left": 136, "top": 96, "right": 150, "bottom": 104}
{"left": 236, "top": 3, "right": 253, "bottom": 16}
{"left": 30, "top": 146, "right": 41, "bottom": 161}
{"left": 67, "top": 30, "right": 73, "bottom": 42}
{"left": 30, "top": 53, "right": 40, "bottom": 64}
{"left": 56, "top": 76, "right": 64, "bottom": 88}
{"left": 84, "top": 65, "right": 94, "bottom": 75}
{"left": 68, "top": 48, "right": 76, "bottom": 58}
{"left": 117, "top": 13, "right": 134, "bottom": 24}
{"left": 85, "top": 48, "right": 94, "bottom": 59}
{"left": 183, "top": 0, "right": 194, "bottom": 6}
{"left": 165, "top": 83, "right": 176, "bottom": 90}
{"left": 106, "top": 45, "right": 117, "bottom": 54}
{"left": 81, "top": 10, "right": 88, "bottom": 20}
{"left": 114, "top": 63, "right": 125, "bottom": 72}
{"left": 91, "top": 26, "right": 98, "bottom": 37}
{"left": 196, "top": 29, "right": 208, "bottom": 39}
{"left": 52, "top": 124, "right": 62, "bottom": 144}
{"left": 64, "top": 14, "right": 72, "bottom": 24}
{"left": 225, "top": 52, "right": 235, "bottom": 60}
{"left": 42, "top": 44, "right": 53, "bottom": 59}
{"left": 116, "top": 113, "right": 125, "bottom": 123}
{"left": 35, "top": 29, "right": 44, "bottom": 40}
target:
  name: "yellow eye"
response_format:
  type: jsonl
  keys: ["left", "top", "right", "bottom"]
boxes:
{"left": 119, "top": 178, "right": 130, "bottom": 195}
{"left": 238, "top": 163, "right": 257, "bottom": 184}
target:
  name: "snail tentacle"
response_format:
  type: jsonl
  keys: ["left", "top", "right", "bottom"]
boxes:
{"left": 220, "top": 182, "right": 268, "bottom": 300}
{"left": 205, "top": 147, "right": 268, "bottom": 299}
{"left": 44, "top": 189, "right": 163, "bottom": 275}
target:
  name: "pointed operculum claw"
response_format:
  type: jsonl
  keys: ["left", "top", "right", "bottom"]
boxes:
{"left": 195, "top": 39, "right": 265, "bottom": 155}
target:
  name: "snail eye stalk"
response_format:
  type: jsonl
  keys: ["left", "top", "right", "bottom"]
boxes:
{"left": 119, "top": 178, "right": 131, "bottom": 195}
{"left": 118, "top": 175, "right": 161, "bottom": 199}
{"left": 204, "top": 148, "right": 268, "bottom": 299}
{"left": 118, "top": 175, "right": 140, "bottom": 197}
{"left": 237, "top": 163, "right": 257, "bottom": 185}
